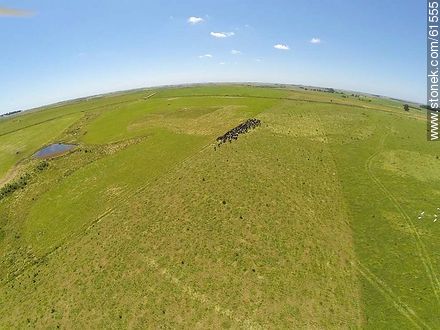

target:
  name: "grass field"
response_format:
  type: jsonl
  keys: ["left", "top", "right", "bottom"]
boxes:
{"left": 0, "top": 84, "right": 438, "bottom": 328}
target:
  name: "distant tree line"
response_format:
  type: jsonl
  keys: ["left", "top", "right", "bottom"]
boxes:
{"left": 420, "top": 104, "right": 440, "bottom": 111}
{"left": 0, "top": 110, "right": 22, "bottom": 117}
{"left": 300, "top": 87, "right": 337, "bottom": 93}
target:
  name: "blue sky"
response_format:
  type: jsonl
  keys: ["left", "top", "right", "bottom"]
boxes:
{"left": 0, "top": 0, "right": 424, "bottom": 114}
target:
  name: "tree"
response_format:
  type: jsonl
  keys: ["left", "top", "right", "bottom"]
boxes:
{"left": 403, "top": 104, "right": 409, "bottom": 112}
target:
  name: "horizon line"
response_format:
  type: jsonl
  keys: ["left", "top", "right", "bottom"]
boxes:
{"left": 0, "top": 81, "right": 422, "bottom": 116}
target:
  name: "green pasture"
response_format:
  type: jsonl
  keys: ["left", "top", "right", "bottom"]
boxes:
{"left": 0, "top": 85, "right": 438, "bottom": 328}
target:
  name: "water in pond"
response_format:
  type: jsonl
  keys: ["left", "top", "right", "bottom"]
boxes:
{"left": 34, "top": 143, "right": 75, "bottom": 158}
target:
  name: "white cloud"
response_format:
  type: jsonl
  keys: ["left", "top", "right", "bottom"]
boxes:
{"left": 198, "top": 54, "right": 213, "bottom": 58}
{"left": 310, "top": 38, "right": 321, "bottom": 44}
{"left": 255, "top": 58, "right": 263, "bottom": 62}
{"left": 210, "top": 31, "right": 235, "bottom": 38}
{"left": 231, "top": 49, "right": 241, "bottom": 55}
{"left": 188, "top": 16, "right": 204, "bottom": 24}
{"left": 219, "top": 62, "right": 226, "bottom": 65}
{"left": 274, "top": 44, "right": 289, "bottom": 50}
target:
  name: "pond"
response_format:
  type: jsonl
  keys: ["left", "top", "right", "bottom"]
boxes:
{"left": 34, "top": 143, "right": 76, "bottom": 158}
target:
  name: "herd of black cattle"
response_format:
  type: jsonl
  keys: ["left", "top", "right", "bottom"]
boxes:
{"left": 215, "top": 118, "right": 261, "bottom": 148}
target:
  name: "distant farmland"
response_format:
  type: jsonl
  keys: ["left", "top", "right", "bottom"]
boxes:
{"left": 0, "top": 85, "right": 438, "bottom": 328}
